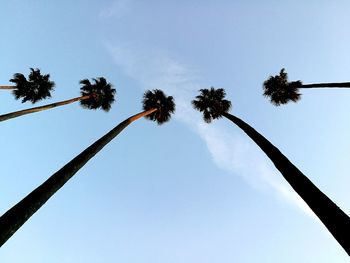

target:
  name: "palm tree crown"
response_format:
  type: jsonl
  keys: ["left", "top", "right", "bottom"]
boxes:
{"left": 142, "top": 89, "right": 175, "bottom": 124}
{"left": 9, "top": 68, "right": 55, "bottom": 103}
{"left": 192, "top": 87, "right": 231, "bottom": 123}
{"left": 263, "top": 68, "right": 302, "bottom": 106}
{"left": 80, "top": 77, "right": 116, "bottom": 111}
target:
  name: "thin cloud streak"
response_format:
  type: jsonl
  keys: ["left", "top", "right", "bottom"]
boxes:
{"left": 99, "top": 0, "right": 132, "bottom": 19}
{"left": 106, "top": 43, "right": 315, "bottom": 219}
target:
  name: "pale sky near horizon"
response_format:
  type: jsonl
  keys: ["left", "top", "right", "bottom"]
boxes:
{"left": 1, "top": 1, "right": 350, "bottom": 262}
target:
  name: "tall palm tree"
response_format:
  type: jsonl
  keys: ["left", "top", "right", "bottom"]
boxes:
{"left": 0, "top": 77, "right": 115, "bottom": 122}
{"left": 263, "top": 68, "right": 350, "bottom": 105}
{"left": 192, "top": 87, "right": 350, "bottom": 255}
{"left": 0, "top": 89, "right": 175, "bottom": 247}
{"left": 0, "top": 68, "right": 55, "bottom": 103}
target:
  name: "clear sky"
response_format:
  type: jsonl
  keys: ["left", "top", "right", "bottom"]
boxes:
{"left": 1, "top": 0, "right": 350, "bottom": 262}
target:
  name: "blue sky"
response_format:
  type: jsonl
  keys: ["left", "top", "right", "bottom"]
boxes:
{"left": 1, "top": 0, "right": 350, "bottom": 262}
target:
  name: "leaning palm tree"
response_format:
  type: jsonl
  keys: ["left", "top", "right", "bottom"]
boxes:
{"left": 0, "top": 89, "right": 175, "bottom": 247}
{"left": 0, "top": 77, "right": 115, "bottom": 122}
{"left": 263, "top": 68, "right": 350, "bottom": 105}
{"left": 0, "top": 68, "right": 55, "bottom": 103}
{"left": 192, "top": 87, "right": 350, "bottom": 255}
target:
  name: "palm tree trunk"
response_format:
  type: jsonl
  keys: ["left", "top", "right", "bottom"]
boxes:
{"left": 0, "top": 86, "right": 16, "bottom": 89}
{"left": 301, "top": 82, "right": 350, "bottom": 88}
{"left": 222, "top": 112, "right": 350, "bottom": 255}
{"left": 0, "top": 108, "right": 157, "bottom": 247}
{"left": 0, "top": 95, "right": 91, "bottom": 122}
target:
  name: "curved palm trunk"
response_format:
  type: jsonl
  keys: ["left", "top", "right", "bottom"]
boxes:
{"left": 0, "top": 86, "right": 15, "bottom": 89}
{"left": 0, "top": 95, "right": 90, "bottom": 122}
{"left": 222, "top": 112, "right": 350, "bottom": 255}
{"left": 301, "top": 82, "right": 350, "bottom": 88}
{"left": 0, "top": 108, "right": 157, "bottom": 247}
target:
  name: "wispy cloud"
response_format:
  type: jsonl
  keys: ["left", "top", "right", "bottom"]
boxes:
{"left": 99, "top": 0, "right": 132, "bottom": 19}
{"left": 106, "top": 43, "right": 315, "bottom": 218}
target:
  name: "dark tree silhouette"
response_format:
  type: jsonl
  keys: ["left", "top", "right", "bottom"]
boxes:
{"left": 191, "top": 87, "right": 231, "bottom": 123}
{"left": 192, "top": 87, "right": 350, "bottom": 255}
{"left": 263, "top": 68, "right": 350, "bottom": 105}
{"left": 79, "top": 78, "right": 115, "bottom": 111}
{"left": 0, "top": 77, "right": 115, "bottom": 122}
{"left": 0, "top": 68, "right": 55, "bottom": 103}
{"left": 0, "top": 89, "right": 175, "bottom": 247}
{"left": 142, "top": 89, "right": 175, "bottom": 124}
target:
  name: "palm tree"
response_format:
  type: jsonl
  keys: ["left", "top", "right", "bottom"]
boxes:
{"left": 263, "top": 68, "right": 350, "bottom": 105}
{"left": 0, "top": 77, "right": 115, "bottom": 122}
{"left": 0, "top": 89, "right": 175, "bottom": 247}
{"left": 0, "top": 68, "right": 55, "bottom": 103}
{"left": 192, "top": 87, "right": 350, "bottom": 255}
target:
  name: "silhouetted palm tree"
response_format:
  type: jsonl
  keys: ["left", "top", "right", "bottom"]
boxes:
{"left": 192, "top": 87, "right": 350, "bottom": 255}
{"left": 263, "top": 68, "right": 350, "bottom": 105}
{"left": 0, "top": 89, "right": 175, "bottom": 247}
{"left": 0, "top": 77, "right": 115, "bottom": 122}
{"left": 0, "top": 68, "right": 55, "bottom": 103}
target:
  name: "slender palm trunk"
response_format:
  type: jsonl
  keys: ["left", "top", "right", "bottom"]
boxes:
{"left": 0, "top": 95, "right": 91, "bottom": 122}
{"left": 301, "top": 82, "right": 350, "bottom": 88}
{"left": 0, "top": 86, "right": 15, "bottom": 89}
{"left": 222, "top": 112, "right": 350, "bottom": 255}
{"left": 0, "top": 108, "right": 157, "bottom": 247}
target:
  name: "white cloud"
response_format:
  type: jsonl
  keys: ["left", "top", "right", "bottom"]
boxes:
{"left": 106, "top": 42, "right": 315, "bottom": 219}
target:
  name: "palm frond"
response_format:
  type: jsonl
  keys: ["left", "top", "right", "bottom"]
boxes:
{"left": 9, "top": 68, "right": 55, "bottom": 103}
{"left": 79, "top": 79, "right": 91, "bottom": 87}
{"left": 263, "top": 68, "right": 302, "bottom": 106}
{"left": 192, "top": 87, "right": 231, "bottom": 123}
{"left": 142, "top": 89, "right": 175, "bottom": 125}
{"left": 79, "top": 77, "right": 116, "bottom": 111}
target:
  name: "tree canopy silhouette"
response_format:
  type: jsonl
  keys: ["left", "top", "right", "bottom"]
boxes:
{"left": 0, "top": 68, "right": 55, "bottom": 103}
{"left": 263, "top": 68, "right": 350, "bottom": 105}
{"left": 193, "top": 87, "right": 350, "bottom": 255}
{"left": 0, "top": 89, "right": 175, "bottom": 247}
{"left": 142, "top": 89, "right": 175, "bottom": 124}
{"left": 0, "top": 77, "right": 116, "bottom": 122}
{"left": 192, "top": 87, "right": 231, "bottom": 123}
{"left": 79, "top": 77, "right": 116, "bottom": 111}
